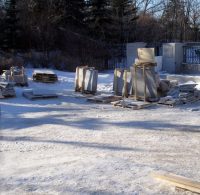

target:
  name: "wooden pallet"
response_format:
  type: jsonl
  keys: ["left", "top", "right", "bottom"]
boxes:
{"left": 87, "top": 95, "right": 122, "bottom": 103}
{"left": 23, "top": 90, "right": 58, "bottom": 100}
{"left": 33, "top": 70, "right": 58, "bottom": 83}
{"left": 111, "top": 99, "right": 153, "bottom": 110}
{"left": 73, "top": 92, "right": 95, "bottom": 99}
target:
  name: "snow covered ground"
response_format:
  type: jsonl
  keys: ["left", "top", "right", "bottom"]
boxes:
{"left": 0, "top": 68, "right": 200, "bottom": 195}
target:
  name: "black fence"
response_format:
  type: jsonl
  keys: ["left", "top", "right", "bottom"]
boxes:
{"left": 183, "top": 45, "right": 200, "bottom": 64}
{"left": 107, "top": 44, "right": 127, "bottom": 69}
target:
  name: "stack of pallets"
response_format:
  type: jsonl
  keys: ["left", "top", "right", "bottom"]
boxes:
{"left": 33, "top": 70, "right": 58, "bottom": 83}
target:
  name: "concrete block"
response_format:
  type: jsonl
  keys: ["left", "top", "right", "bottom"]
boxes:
{"left": 84, "top": 69, "right": 98, "bottom": 93}
{"left": 131, "top": 67, "right": 157, "bottom": 99}
{"left": 113, "top": 69, "right": 133, "bottom": 97}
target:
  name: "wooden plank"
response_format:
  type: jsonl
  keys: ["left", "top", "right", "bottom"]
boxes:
{"left": 152, "top": 172, "right": 200, "bottom": 194}
{"left": 111, "top": 100, "right": 122, "bottom": 106}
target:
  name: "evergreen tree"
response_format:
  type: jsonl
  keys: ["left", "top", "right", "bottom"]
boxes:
{"left": 111, "top": 0, "right": 137, "bottom": 43}
{"left": 0, "top": 2, "right": 6, "bottom": 47}
{"left": 63, "top": 0, "right": 86, "bottom": 29}
{"left": 2, "top": 0, "right": 20, "bottom": 50}
{"left": 86, "top": 0, "right": 112, "bottom": 41}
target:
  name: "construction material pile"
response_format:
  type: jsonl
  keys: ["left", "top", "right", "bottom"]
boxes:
{"left": 113, "top": 68, "right": 133, "bottom": 97}
{"left": 0, "top": 82, "right": 15, "bottom": 98}
{"left": 113, "top": 48, "right": 158, "bottom": 101}
{"left": 2, "top": 66, "right": 28, "bottom": 86}
{"left": 159, "top": 83, "right": 200, "bottom": 106}
{"left": 33, "top": 70, "right": 58, "bottom": 83}
{"left": 75, "top": 66, "right": 98, "bottom": 94}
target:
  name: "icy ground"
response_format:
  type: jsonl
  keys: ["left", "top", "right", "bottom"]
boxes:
{"left": 0, "top": 69, "right": 200, "bottom": 195}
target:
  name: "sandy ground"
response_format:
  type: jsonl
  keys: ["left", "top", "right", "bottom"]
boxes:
{"left": 0, "top": 69, "right": 200, "bottom": 195}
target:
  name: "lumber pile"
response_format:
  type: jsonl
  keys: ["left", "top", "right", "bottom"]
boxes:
{"left": 158, "top": 83, "right": 200, "bottom": 106}
{"left": 152, "top": 172, "right": 200, "bottom": 194}
{"left": 111, "top": 99, "right": 153, "bottom": 110}
{"left": 87, "top": 94, "right": 122, "bottom": 103}
{"left": 33, "top": 70, "right": 58, "bottom": 83}
{"left": 23, "top": 89, "right": 58, "bottom": 100}
{"left": 0, "top": 82, "right": 16, "bottom": 98}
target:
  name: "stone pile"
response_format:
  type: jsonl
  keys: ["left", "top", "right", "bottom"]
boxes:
{"left": 0, "top": 82, "right": 16, "bottom": 98}
{"left": 159, "top": 83, "right": 200, "bottom": 106}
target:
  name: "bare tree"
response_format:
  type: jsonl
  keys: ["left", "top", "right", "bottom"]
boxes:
{"left": 134, "top": 0, "right": 164, "bottom": 15}
{"left": 187, "top": 0, "right": 200, "bottom": 41}
{"left": 18, "top": 0, "right": 65, "bottom": 65}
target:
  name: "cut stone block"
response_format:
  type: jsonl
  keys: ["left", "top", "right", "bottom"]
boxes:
{"left": 113, "top": 68, "right": 133, "bottom": 97}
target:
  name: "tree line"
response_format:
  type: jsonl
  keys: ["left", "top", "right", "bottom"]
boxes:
{"left": 0, "top": 0, "right": 199, "bottom": 69}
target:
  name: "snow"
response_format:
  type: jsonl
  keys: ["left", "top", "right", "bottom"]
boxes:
{"left": 33, "top": 69, "right": 56, "bottom": 74}
{"left": 0, "top": 68, "right": 200, "bottom": 195}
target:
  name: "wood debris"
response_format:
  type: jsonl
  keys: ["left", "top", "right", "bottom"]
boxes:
{"left": 158, "top": 83, "right": 200, "bottom": 106}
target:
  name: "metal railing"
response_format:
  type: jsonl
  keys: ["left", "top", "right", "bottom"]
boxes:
{"left": 183, "top": 45, "right": 200, "bottom": 64}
